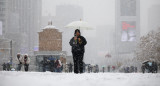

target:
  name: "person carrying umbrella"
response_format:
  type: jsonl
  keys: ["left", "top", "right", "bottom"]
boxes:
{"left": 69, "top": 29, "right": 87, "bottom": 74}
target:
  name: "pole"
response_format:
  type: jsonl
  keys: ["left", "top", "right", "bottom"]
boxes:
{"left": 10, "top": 40, "right": 12, "bottom": 66}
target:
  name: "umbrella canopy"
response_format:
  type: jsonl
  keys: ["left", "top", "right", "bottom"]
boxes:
{"left": 48, "top": 58, "right": 56, "bottom": 61}
{"left": 65, "top": 20, "right": 93, "bottom": 30}
{"left": 142, "top": 60, "right": 149, "bottom": 64}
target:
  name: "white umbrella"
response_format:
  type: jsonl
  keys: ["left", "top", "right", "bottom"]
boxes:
{"left": 65, "top": 20, "right": 93, "bottom": 30}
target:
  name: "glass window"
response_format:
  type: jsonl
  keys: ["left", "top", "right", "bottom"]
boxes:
{"left": 120, "top": 0, "right": 136, "bottom": 16}
{"left": 121, "top": 21, "right": 136, "bottom": 42}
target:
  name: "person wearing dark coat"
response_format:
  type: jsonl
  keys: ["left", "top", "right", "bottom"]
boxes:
{"left": 69, "top": 29, "right": 87, "bottom": 74}
{"left": 2, "top": 62, "right": 6, "bottom": 71}
{"left": 43, "top": 57, "right": 48, "bottom": 72}
{"left": 69, "top": 63, "right": 73, "bottom": 73}
{"left": 6, "top": 62, "right": 11, "bottom": 71}
{"left": 152, "top": 61, "right": 158, "bottom": 73}
{"left": 50, "top": 60, "right": 55, "bottom": 72}
{"left": 22, "top": 54, "right": 30, "bottom": 72}
{"left": 54, "top": 59, "right": 62, "bottom": 72}
{"left": 88, "top": 64, "right": 91, "bottom": 73}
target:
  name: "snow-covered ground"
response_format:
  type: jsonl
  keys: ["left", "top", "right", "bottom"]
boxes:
{"left": 0, "top": 71, "right": 160, "bottom": 86}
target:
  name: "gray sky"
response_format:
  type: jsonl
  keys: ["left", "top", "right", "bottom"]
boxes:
{"left": 42, "top": 0, "right": 160, "bottom": 35}
{"left": 42, "top": 0, "right": 115, "bottom": 26}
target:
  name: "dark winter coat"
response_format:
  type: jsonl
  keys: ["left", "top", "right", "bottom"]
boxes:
{"left": 2, "top": 63, "right": 6, "bottom": 70}
{"left": 69, "top": 36, "right": 87, "bottom": 53}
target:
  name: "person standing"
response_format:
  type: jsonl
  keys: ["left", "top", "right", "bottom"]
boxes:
{"left": 50, "top": 60, "right": 55, "bottom": 72}
{"left": 6, "top": 61, "right": 11, "bottom": 71}
{"left": 55, "top": 59, "right": 62, "bottom": 72}
{"left": 69, "top": 62, "right": 73, "bottom": 73}
{"left": 108, "top": 66, "right": 110, "bottom": 72}
{"left": 42, "top": 57, "right": 48, "bottom": 72}
{"left": 88, "top": 64, "right": 91, "bottom": 73}
{"left": 17, "top": 53, "right": 22, "bottom": 71}
{"left": 69, "top": 29, "right": 87, "bottom": 74}
{"left": 95, "top": 65, "right": 99, "bottom": 73}
{"left": 148, "top": 61, "right": 152, "bottom": 73}
{"left": 2, "top": 62, "right": 6, "bottom": 71}
{"left": 102, "top": 66, "right": 105, "bottom": 73}
{"left": 22, "top": 54, "right": 30, "bottom": 72}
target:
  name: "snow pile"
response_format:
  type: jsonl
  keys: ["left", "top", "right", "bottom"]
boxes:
{"left": 0, "top": 71, "right": 160, "bottom": 86}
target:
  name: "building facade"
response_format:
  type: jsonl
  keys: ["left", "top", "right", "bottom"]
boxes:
{"left": 34, "top": 22, "right": 67, "bottom": 72}
{"left": 39, "top": 26, "right": 62, "bottom": 51}
{"left": 4, "top": 0, "right": 41, "bottom": 55}
{"left": 115, "top": 0, "right": 140, "bottom": 59}
{"left": 0, "top": 0, "right": 8, "bottom": 35}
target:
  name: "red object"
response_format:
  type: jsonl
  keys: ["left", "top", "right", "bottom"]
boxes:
{"left": 122, "top": 22, "right": 135, "bottom": 30}
{"left": 105, "top": 53, "right": 111, "bottom": 58}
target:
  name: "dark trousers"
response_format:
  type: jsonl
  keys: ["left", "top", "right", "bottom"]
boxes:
{"left": 50, "top": 66, "right": 55, "bottom": 72}
{"left": 69, "top": 68, "right": 72, "bottom": 72}
{"left": 24, "top": 64, "right": 29, "bottom": 71}
{"left": 55, "top": 67, "right": 61, "bottom": 72}
{"left": 3, "top": 67, "right": 6, "bottom": 71}
{"left": 72, "top": 52, "right": 84, "bottom": 73}
{"left": 17, "top": 64, "right": 22, "bottom": 71}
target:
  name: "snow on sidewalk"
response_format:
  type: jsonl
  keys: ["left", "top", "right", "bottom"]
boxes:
{"left": 0, "top": 71, "right": 160, "bottom": 86}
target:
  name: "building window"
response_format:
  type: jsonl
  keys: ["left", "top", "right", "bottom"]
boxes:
{"left": 120, "top": 0, "right": 136, "bottom": 16}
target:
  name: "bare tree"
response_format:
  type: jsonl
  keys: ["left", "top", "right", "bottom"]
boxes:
{"left": 135, "top": 28, "right": 160, "bottom": 63}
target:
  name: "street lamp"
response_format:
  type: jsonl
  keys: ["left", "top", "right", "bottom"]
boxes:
{"left": 10, "top": 40, "right": 12, "bottom": 65}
